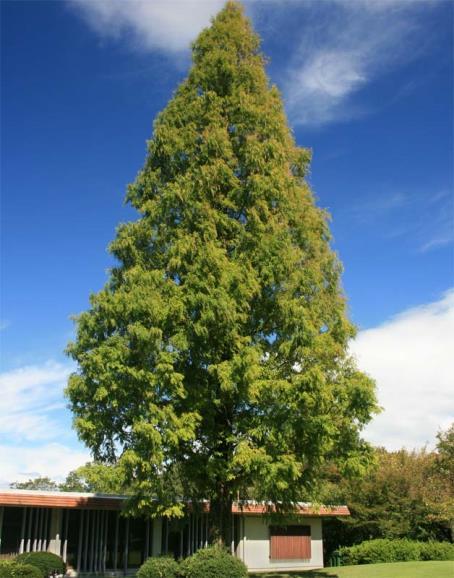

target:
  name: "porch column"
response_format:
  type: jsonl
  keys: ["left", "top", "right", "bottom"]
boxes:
{"left": 103, "top": 511, "right": 108, "bottom": 573}
{"left": 62, "top": 510, "right": 69, "bottom": 563}
{"left": 144, "top": 519, "right": 150, "bottom": 560}
{"left": 113, "top": 512, "right": 119, "bottom": 572}
{"left": 48, "top": 509, "right": 61, "bottom": 555}
{"left": 32, "top": 508, "right": 40, "bottom": 551}
{"left": 26, "top": 508, "right": 33, "bottom": 552}
{"left": 123, "top": 518, "right": 129, "bottom": 576}
{"left": 76, "top": 510, "right": 84, "bottom": 574}
{"left": 0, "top": 506, "right": 4, "bottom": 554}
{"left": 19, "top": 508, "right": 26, "bottom": 554}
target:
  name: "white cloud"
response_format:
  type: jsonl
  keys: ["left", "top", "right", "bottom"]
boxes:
{"left": 0, "top": 361, "right": 73, "bottom": 441}
{"left": 69, "top": 0, "right": 224, "bottom": 53}
{"left": 351, "top": 290, "right": 454, "bottom": 450}
{"left": 284, "top": 0, "right": 433, "bottom": 126}
{"left": 0, "top": 360, "right": 91, "bottom": 487}
{"left": 0, "top": 443, "right": 90, "bottom": 488}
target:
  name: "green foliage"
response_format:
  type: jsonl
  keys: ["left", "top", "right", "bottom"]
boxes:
{"left": 137, "top": 556, "right": 180, "bottom": 578}
{"left": 10, "top": 478, "right": 59, "bottom": 491}
{"left": 60, "top": 461, "right": 128, "bottom": 494}
{"left": 321, "top": 442, "right": 454, "bottom": 557}
{"left": 0, "top": 561, "right": 42, "bottom": 578}
{"left": 180, "top": 546, "right": 248, "bottom": 578}
{"left": 420, "top": 541, "right": 454, "bottom": 561}
{"left": 15, "top": 553, "right": 65, "bottom": 578}
{"left": 339, "top": 539, "right": 454, "bottom": 566}
{"left": 65, "top": 0, "right": 377, "bottom": 541}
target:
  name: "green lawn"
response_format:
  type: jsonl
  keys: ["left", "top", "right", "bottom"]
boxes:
{"left": 249, "top": 560, "right": 454, "bottom": 578}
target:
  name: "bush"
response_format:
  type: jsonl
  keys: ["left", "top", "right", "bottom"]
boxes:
{"left": 0, "top": 561, "right": 17, "bottom": 578}
{"left": 339, "top": 538, "right": 454, "bottom": 565}
{"left": 15, "top": 553, "right": 64, "bottom": 578}
{"left": 0, "top": 561, "right": 42, "bottom": 578}
{"left": 420, "top": 541, "right": 454, "bottom": 561}
{"left": 180, "top": 546, "right": 248, "bottom": 578}
{"left": 137, "top": 556, "right": 180, "bottom": 578}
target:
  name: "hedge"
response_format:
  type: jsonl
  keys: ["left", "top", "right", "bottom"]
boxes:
{"left": 339, "top": 538, "right": 454, "bottom": 565}
{"left": 0, "top": 561, "right": 42, "bottom": 578}
{"left": 15, "top": 553, "right": 65, "bottom": 578}
{"left": 179, "top": 546, "right": 248, "bottom": 578}
{"left": 137, "top": 556, "right": 180, "bottom": 578}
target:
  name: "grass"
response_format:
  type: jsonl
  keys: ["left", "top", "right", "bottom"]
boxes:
{"left": 249, "top": 560, "right": 454, "bottom": 578}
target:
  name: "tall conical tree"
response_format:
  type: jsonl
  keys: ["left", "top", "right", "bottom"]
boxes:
{"left": 66, "top": 1, "right": 377, "bottom": 545}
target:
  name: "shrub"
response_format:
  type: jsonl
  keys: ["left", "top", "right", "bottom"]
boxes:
{"left": 179, "top": 546, "right": 248, "bottom": 578}
{"left": 0, "top": 561, "right": 42, "bottom": 578}
{"left": 0, "top": 560, "right": 17, "bottom": 578}
{"left": 137, "top": 556, "right": 180, "bottom": 578}
{"left": 339, "top": 538, "right": 454, "bottom": 565}
{"left": 420, "top": 541, "right": 454, "bottom": 561}
{"left": 15, "top": 553, "right": 64, "bottom": 578}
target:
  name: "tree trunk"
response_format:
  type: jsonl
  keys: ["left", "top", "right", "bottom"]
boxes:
{"left": 210, "top": 484, "right": 233, "bottom": 549}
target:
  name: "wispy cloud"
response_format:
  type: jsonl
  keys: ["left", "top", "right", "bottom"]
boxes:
{"left": 345, "top": 186, "right": 453, "bottom": 253}
{"left": 349, "top": 191, "right": 410, "bottom": 223}
{"left": 418, "top": 196, "right": 454, "bottom": 253}
{"left": 420, "top": 234, "right": 454, "bottom": 253}
{"left": 68, "top": 0, "right": 224, "bottom": 54}
{"left": 284, "top": 0, "right": 434, "bottom": 126}
{"left": 0, "top": 361, "right": 73, "bottom": 442}
{"left": 351, "top": 289, "right": 454, "bottom": 450}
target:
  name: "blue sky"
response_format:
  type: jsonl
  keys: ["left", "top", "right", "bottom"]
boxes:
{"left": 1, "top": 0, "right": 453, "bottom": 486}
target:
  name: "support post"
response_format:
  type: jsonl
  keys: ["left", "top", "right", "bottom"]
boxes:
{"left": 32, "top": 508, "right": 39, "bottom": 552}
{"left": 242, "top": 516, "right": 246, "bottom": 563}
{"left": 77, "top": 510, "right": 84, "bottom": 574}
{"left": 186, "top": 517, "right": 190, "bottom": 557}
{"left": 94, "top": 510, "right": 101, "bottom": 573}
{"left": 113, "top": 512, "right": 119, "bottom": 572}
{"left": 195, "top": 515, "right": 198, "bottom": 552}
{"left": 62, "top": 510, "right": 69, "bottom": 563}
{"left": 43, "top": 508, "right": 50, "bottom": 552}
{"left": 103, "top": 511, "right": 108, "bottom": 573}
{"left": 123, "top": 518, "right": 129, "bottom": 576}
{"left": 144, "top": 519, "right": 149, "bottom": 561}
{"left": 26, "top": 507, "right": 33, "bottom": 552}
{"left": 89, "top": 511, "right": 95, "bottom": 573}
{"left": 93, "top": 510, "right": 99, "bottom": 573}
{"left": 83, "top": 510, "right": 90, "bottom": 573}
{"left": 19, "top": 508, "right": 26, "bottom": 554}
{"left": 0, "top": 506, "right": 4, "bottom": 554}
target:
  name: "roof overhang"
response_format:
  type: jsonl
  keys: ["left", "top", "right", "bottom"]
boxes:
{"left": 0, "top": 490, "right": 349, "bottom": 517}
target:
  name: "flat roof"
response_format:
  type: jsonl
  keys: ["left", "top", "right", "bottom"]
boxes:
{"left": 0, "top": 490, "right": 349, "bottom": 517}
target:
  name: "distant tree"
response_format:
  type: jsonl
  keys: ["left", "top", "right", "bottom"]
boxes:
{"left": 433, "top": 423, "right": 454, "bottom": 540}
{"left": 66, "top": 1, "right": 377, "bottom": 545}
{"left": 60, "top": 462, "right": 128, "bottom": 494}
{"left": 10, "top": 477, "right": 59, "bottom": 491}
{"left": 322, "top": 442, "right": 454, "bottom": 556}
{"left": 436, "top": 422, "right": 454, "bottom": 484}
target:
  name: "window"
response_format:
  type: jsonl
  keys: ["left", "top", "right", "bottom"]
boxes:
{"left": 269, "top": 525, "right": 311, "bottom": 560}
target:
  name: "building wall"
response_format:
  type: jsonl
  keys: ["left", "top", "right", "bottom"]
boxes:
{"left": 237, "top": 516, "right": 324, "bottom": 572}
{"left": 1, "top": 505, "right": 326, "bottom": 573}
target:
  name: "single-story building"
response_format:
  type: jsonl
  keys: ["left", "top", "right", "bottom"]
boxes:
{"left": 0, "top": 490, "right": 349, "bottom": 574}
